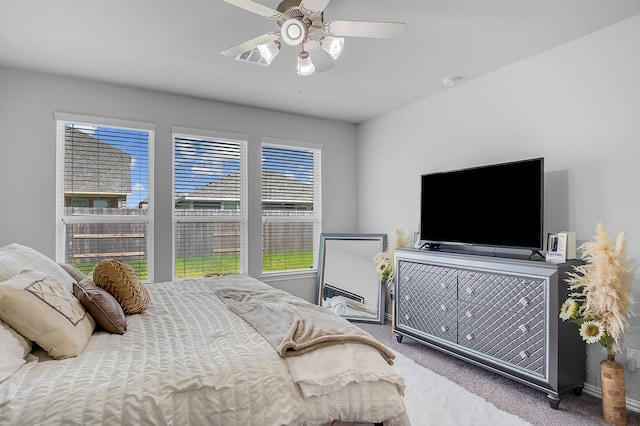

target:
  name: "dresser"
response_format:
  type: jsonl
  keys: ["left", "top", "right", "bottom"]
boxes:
{"left": 393, "top": 248, "right": 585, "bottom": 408}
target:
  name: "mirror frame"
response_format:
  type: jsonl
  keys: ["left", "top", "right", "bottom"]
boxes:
{"left": 316, "top": 233, "right": 387, "bottom": 324}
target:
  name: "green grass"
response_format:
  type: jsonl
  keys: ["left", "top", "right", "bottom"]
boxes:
{"left": 262, "top": 251, "right": 314, "bottom": 272}
{"left": 175, "top": 255, "right": 240, "bottom": 277}
{"left": 71, "top": 251, "right": 314, "bottom": 280}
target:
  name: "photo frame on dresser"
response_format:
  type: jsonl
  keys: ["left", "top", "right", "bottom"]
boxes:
{"left": 546, "top": 232, "right": 567, "bottom": 262}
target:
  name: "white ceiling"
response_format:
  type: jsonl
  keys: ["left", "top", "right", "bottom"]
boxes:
{"left": 2, "top": 0, "right": 640, "bottom": 124}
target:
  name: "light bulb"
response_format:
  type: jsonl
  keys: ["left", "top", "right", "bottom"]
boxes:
{"left": 297, "top": 51, "right": 315, "bottom": 76}
{"left": 257, "top": 40, "right": 280, "bottom": 65}
{"left": 321, "top": 36, "right": 344, "bottom": 60}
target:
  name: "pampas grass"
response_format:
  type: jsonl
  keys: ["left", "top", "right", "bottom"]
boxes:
{"left": 564, "top": 223, "right": 635, "bottom": 354}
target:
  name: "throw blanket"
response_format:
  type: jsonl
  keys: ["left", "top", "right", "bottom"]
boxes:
{"left": 211, "top": 275, "right": 395, "bottom": 365}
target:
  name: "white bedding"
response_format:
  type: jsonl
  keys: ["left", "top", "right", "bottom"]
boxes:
{"left": 0, "top": 275, "right": 408, "bottom": 425}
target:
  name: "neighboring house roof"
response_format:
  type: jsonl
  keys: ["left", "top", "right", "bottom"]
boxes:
{"left": 262, "top": 170, "right": 313, "bottom": 203}
{"left": 177, "top": 170, "right": 312, "bottom": 203}
{"left": 65, "top": 127, "right": 131, "bottom": 195}
{"left": 179, "top": 172, "right": 241, "bottom": 202}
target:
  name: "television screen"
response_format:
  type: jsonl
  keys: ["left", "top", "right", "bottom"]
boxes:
{"left": 419, "top": 157, "right": 544, "bottom": 251}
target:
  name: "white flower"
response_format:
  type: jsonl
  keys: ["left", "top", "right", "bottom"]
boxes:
{"left": 559, "top": 299, "right": 579, "bottom": 321}
{"left": 579, "top": 320, "right": 606, "bottom": 344}
{"left": 373, "top": 250, "right": 393, "bottom": 282}
{"left": 372, "top": 229, "right": 412, "bottom": 285}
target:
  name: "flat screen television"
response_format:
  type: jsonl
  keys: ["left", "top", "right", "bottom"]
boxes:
{"left": 419, "top": 157, "right": 544, "bottom": 252}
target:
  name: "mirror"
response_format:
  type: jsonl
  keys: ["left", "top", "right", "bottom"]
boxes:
{"left": 316, "top": 233, "right": 386, "bottom": 324}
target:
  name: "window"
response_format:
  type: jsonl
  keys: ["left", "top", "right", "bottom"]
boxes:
{"left": 261, "top": 141, "right": 321, "bottom": 273}
{"left": 55, "top": 113, "right": 154, "bottom": 281}
{"left": 173, "top": 128, "right": 247, "bottom": 278}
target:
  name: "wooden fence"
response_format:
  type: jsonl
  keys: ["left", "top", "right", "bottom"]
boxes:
{"left": 64, "top": 208, "right": 315, "bottom": 265}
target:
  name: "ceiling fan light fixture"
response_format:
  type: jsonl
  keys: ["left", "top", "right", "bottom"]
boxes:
{"left": 321, "top": 36, "right": 344, "bottom": 60}
{"left": 257, "top": 40, "right": 281, "bottom": 65}
{"left": 281, "top": 18, "right": 307, "bottom": 46}
{"left": 222, "top": 1, "right": 407, "bottom": 76}
{"left": 297, "top": 50, "right": 315, "bottom": 76}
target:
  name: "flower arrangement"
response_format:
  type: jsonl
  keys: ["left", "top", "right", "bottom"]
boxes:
{"left": 559, "top": 223, "right": 635, "bottom": 355}
{"left": 373, "top": 229, "right": 411, "bottom": 286}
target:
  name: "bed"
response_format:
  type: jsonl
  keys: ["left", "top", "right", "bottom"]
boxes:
{"left": 0, "top": 243, "right": 408, "bottom": 425}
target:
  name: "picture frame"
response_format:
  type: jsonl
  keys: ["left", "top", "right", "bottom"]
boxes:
{"left": 546, "top": 232, "right": 567, "bottom": 262}
{"left": 413, "top": 231, "right": 421, "bottom": 248}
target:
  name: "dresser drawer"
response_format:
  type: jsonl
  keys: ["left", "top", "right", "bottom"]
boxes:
{"left": 457, "top": 269, "right": 545, "bottom": 312}
{"left": 397, "top": 260, "right": 457, "bottom": 296}
{"left": 457, "top": 300, "right": 545, "bottom": 376}
{"left": 397, "top": 293, "right": 457, "bottom": 343}
{"left": 397, "top": 307, "right": 457, "bottom": 343}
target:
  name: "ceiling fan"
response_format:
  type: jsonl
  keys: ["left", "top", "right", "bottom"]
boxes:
{"left": 220, "top": 0, "right": 407, "bottom": 76}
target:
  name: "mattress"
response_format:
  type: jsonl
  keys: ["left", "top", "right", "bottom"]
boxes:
{"left": 0, "top": 275, "right": 408, "bottom": 425}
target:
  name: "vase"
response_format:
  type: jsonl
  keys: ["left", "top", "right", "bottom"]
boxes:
{"left": 601, "top": 354, "right": 627, "bottom": 425}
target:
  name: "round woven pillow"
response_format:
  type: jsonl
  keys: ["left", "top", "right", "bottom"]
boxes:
{"left": 92, "top": 259, "right": 150, "bottom": 314}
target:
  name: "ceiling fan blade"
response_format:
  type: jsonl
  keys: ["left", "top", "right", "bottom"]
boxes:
{"left": 323, "top": 20, "right": 407, "bottom": 39}
{"left": 221, "top": 33, "right": 279, "bottom": 57}
{"left": 299, "top": 0, "right": 331, "bottom": 16}
{"left": 221, "top": 0, "right": 284, "bottom": 20}
{"left": 305, "top": 40, "right": 333, "bottom": 72}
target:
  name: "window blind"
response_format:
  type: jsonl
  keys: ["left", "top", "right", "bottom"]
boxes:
{"left": 55, "top": 115, "right": 154, "bottom": 281}
{"left": 261, "top": 143, "right": 321, "bottom": 273}
{"left": 174, "top": 132, "right": 247, "bottom": 278}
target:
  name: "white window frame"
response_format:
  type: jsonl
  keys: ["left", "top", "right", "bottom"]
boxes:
{"left": 55, "top": 112, "right": 155, "bottom": 281}
{"left": 261, "top": 137, "right": 322, "bottom": 276}
{"left": 172, "top": 127, "right": 248, "bottom": 278}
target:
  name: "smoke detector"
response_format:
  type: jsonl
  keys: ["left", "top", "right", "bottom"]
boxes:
{"left": 442, "top": 76, "right": 460, "bottom": 87}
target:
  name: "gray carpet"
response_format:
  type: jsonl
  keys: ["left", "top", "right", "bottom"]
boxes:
{"left": 357, "top": 321, "right": 640, "bottom": 426}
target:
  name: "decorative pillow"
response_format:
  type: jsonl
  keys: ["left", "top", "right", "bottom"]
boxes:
{"left": 92, "top": 259, "right": 150, "bottom": 314}
{"left": 57, "top": 262, "right": 87, "bottom": 283}
{"left": 73, "top": 282, "right": 127, "bottom": 334}
{"left": 0, "top": 243, "right": 76, "bottom": 293}
{"left": 0, "top": 320, "right": 32, "bottom": 382}
{"left": 0, "top": 270, "right": 95, "bottom": 359}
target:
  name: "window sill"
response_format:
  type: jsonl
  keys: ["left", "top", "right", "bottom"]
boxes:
{"left": 260, "top": 269, "right": 317, "bottom": 283}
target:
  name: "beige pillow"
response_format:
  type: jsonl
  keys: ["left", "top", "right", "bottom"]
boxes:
{"left": 93, "top": 259, "right": 150, "bottom": 314}
{"left": 73, "top": 282, "right": 127, "bottom": 334}
{"left": 0, "top": 320, "right": 32, "bottom": 382}
{"left": 58, "top": 262, "right": 87, "bottom": 283}
{"left": 0, "top": 270, "right": 95, "bottom": 359}
{"left": 0, "top": 243, "right": 76, "bottom": 293}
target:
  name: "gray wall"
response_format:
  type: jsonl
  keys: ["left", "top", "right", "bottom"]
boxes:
{"left": 357, "top": 15, "right": 640, "bottom": 407}
{"left": 0, "top": 67, "right": 358, "bottom": 302}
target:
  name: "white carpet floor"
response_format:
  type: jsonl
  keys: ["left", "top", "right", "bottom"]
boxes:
{"left": 392, "top": 349, "right": 533, "bottom": 425}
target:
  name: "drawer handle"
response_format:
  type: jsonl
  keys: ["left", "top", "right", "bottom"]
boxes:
{"left": 441, "top": 325, "right": 448, "bottom": 333}
{"left": 519, "top": 350, "right": 529, "bottom": 359}
{"left": 466, "top": 287, "right": 474, "bottom": 295}
{"left": 520, "top": 297, "right": 529, "bottom": 306}
{"left": 404, "top": 295, "right": 410, "bottom": 301}
{"left": 440, "top": 282, "right": 447, "bottom": 289}
{"left": 466, "top": 334, "right": 474, "bottom": 341}
{"left": 405, "top": 314, "right": 410, "bottom": 321}
{"left": 403, "top": 275, "right": 411, "bottom": 282}
{"left": 441, "top": 304, "right": 447, "bottom": 311}
{"left": 519, "top": 324, "right": 528, "bottom": 333}
{"left": 466, "top": 310, "right": 473, "bottom": 318}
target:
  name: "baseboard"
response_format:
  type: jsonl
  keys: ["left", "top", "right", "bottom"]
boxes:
{"left": 583, "top": 383, "right": 640, "bottom": 413}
